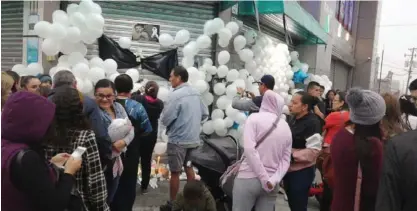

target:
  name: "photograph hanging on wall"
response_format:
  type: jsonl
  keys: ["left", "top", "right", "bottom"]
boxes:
{"left": 132, "top": 23, "right": 160, "bottom": 42}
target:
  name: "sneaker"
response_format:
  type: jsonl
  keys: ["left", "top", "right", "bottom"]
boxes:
{"left": 141, "top": 188, "right": 148, "bottom": 195}
{"left": 284, "top": 193, "right": 288, "bottom": 201}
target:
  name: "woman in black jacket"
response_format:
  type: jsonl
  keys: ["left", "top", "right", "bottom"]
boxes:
{"left": 133, "top": 81, "right": 164, "bottom": 193}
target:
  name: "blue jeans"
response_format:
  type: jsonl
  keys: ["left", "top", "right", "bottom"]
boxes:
{"left": 283, "top": 166, "right": 315, "bottom": 211}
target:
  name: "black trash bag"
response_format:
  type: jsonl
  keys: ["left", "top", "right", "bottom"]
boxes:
{"left": 140, "top": 49, "right": 178, "bottom": 80}
{"left": 98, "top": 35, "right": 139, "bottom": 69}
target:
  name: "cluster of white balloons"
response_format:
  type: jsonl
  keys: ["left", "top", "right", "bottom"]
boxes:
{"left": 11, "top": 63, "right": 44, "bottom": 76}
{"left": 35, "top": 0, "right": 104, "bottom": 57}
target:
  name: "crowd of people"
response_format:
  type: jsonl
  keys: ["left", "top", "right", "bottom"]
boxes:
{"left": 1, "top": 66, "right": 417, "bottom": 211}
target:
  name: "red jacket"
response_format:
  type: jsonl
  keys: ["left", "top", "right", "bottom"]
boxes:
{"left": 323, "top": 111, "right": 349, "bottom": 145}
{"left": 331, "top": 128, "right": 383, "bottom": 211}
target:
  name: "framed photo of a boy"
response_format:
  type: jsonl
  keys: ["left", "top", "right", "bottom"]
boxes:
{"left": 132, "top": 23, "right": 160, "bottom": 42}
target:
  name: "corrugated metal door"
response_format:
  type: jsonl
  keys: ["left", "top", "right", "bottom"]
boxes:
{"left": 332, "top": 59, "right": 350, "bottom": 91}
{"left": 1, "top": 1, "right": 24, "bottom": 71}
{"left": 92, "top": 1, "right": 217, "bottom": 81}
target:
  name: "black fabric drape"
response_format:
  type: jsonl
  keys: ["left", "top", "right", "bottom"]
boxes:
{"left": 98, "top": 35, "right": 139, "bottom": 69}
{"left": 140, "top": 49, "right": 178, "bottom": 80}
{"left": 97, "top": 35, "right": 178, "bottom": 80}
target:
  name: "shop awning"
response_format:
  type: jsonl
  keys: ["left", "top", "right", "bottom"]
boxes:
{"left": 221, "top": 1, "right": 328, "bottom": 45}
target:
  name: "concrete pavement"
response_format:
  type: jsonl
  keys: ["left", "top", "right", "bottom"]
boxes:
{"left": 132, "top": 181, "right": 320, "bottom": 211}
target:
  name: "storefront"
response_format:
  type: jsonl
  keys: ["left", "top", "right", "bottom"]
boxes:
{"left": 1, "top": 1, "right": 24, "bottom": 71}
{"left": 73, "top": 1, "right": 218, "bottom": 82}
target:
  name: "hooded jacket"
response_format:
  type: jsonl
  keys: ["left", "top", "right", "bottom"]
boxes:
{"left": 1, "top": 91, "right": 75, "bottom": 211}
{"left": 237, "top": 90, "right": 293, "bottom": 190}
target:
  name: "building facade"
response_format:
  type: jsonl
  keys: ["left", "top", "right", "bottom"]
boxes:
{"left": 2, "top": 0, "right": 381, "bottom": 90}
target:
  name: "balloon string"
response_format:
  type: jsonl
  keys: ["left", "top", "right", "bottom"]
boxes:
{"left": 253, "top": 0, "right": 261, "bottom": 33}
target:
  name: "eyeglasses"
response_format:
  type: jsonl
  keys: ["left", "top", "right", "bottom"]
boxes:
{"left": 95, "top": 93, "right": 115, "bottom": 100}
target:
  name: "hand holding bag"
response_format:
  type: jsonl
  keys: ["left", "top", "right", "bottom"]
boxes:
{"left": 219, "top": 117, "right": 280, "bottom": 198}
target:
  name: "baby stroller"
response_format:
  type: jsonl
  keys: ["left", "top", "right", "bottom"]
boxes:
{"left": 189, "top": 135, "right": 242, "bottom": 211}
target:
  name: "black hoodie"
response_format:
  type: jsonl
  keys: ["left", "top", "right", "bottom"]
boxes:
{"left": 132, "top": 93, "right": 164, "bottom": 137}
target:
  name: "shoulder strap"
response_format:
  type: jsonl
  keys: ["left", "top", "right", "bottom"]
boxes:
{"left": 255, "top": 116, "right": 280, "bottom": 149}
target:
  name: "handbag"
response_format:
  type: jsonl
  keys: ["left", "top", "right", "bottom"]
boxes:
{"left": 16, "top": 150, "right": 84, "bottom": 211}
{"left": 219, "top": 116, "right": 280, "bottom": 198}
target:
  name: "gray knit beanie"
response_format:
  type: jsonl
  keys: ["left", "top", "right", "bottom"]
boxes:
{"left": 346, "top": 88, "right": 386, "bottom": 125}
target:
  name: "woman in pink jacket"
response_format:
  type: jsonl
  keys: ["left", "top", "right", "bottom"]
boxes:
{"left": 232, "top": 90, "right": 293, "bottom": 211}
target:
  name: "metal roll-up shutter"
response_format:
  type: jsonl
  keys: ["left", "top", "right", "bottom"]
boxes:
{"left": 331, "top": 59, "right": 351, "bottom": 91}
{"left": 1, "top": 1, "right": 24, "bottom": 71}
{"left": 237, "top": 15, "right": 295, "bottom": 51}
{"left": 91, "top": 1, "right": 217, "bottom": 81}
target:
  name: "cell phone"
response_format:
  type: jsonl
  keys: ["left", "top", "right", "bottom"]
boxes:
{"left": 71, "top": 147, "right": 87, "bottom": 159}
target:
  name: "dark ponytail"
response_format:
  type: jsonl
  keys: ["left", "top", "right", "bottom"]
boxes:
{"left": 145, "top": 81, "right": 159, "bottom": 99}
{"left": 296, "top": 91, "right": 319, "bottom": 110}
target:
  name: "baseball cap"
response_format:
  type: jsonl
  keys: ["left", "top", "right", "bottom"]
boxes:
{"left": 254, "top": 74, "right": 275, "bottom": 90}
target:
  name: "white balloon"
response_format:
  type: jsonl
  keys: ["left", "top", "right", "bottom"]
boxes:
{"left": 72, "top": 63, "right": 89, "bottom": 78}
{"left": 181, "top": 57, "right": 194, "bottom": 68}
{"left": 290, "top": 51, "right": 299, "bottom": 62}
{"left": 80, "top": 79, "right": 93, "bottom": 94}
{"left": 26, "top": 63, "right": 44, "bottom": 76}
{"left": 66, "top": 4, "right": 79, "bottom": 16}
{"left": 103, "top": 59, "right": 118, "bottom": 75}
{"left": 88, "top": 67, "right": 105, "bottom": 84}
{"left": 216, "top": 95, "right": 231, "bottom": 110}
{"left": 285, "top": 71, "right": 294, "bottom": 80}
{"left": 218, "top": 38, "right": 230, "bottom": 48}
{"left": 34, "top": 21, "right": 52, "bottom": 38}
{"left": 217, "top": 65, "right": 228, "bottom": 78}
{"left": 183, "top": 41, "right": 198, "bottom": 57}
{"left": 75, "top": 77, "right": 84, "bottom": 92}
{"left": 91, "top": 3, "right": 102, "bottom": 14}
{"left": 108, "top": 73, "right": 120, "bottom": 82}
{"left": 213, "top": 119, "right": 226, "bottom": 131}
{"left": 238, "top": 69, "right": 249, "bottom": 80}
{"left": 233, "top": 35, "right": 247, "bottom": 51}
{"left": 187, "top": 67, "right": 199, "bottom": 82}
{"left": 218, "top": 50, "right": 230, "bottom": 65}
{"left": 215, "top": 128, "right": 228, "bottom": 136}
{"left": 224, "top": 117, "right": 234, "bottom": 128}
{"left": 73, "top": 42, "right": 88, "bottom": 56}
{"left": 196, "top": 35, "right": 212, "bottom": 49}
{"left": 52, "top": 10, "right": 69, "bottom": 25}
{"left": 300, "top": 63, "right": 309, "bottom": 73}
{"left": 225, "top": 104, "right": 239, "bottom": 119}
{"left": 212, "top": 18, "right": 225, "bottom": 32}
{"left": 65, "top": 26, "right": 81, "bottom": 43}
{"left": 69, "top": 12, "right": 86, "bottom": 27}
{"left": 132, "top": 83, "right": 141, "bottom": 93}
{"left": 206, "top": 66, "right": 217, "bottom": 75}
{"left": 202, "top": 121, "right": 215, "bottom": 135}
{"left": 157, "top": 87, "right": 170, "bottom": 102}
{"left": 202, "top": 92, "right": 214, "bottom": 106}
{"left": 218, "top": 28, "right": 232, "bottom": 41}
{"left": 197, "top": 71, "right": 206, "bottom": 81}
{"left": 89, "top": 57, "right": 104, "bottom": 69}
{"left": 42, "top": 38, "right": 60, "bottom": 56}
{"left": 238, "top": 48, "right": 254, "bottom": 62}
{"left": 225, "top": 84, "right": 237, "bottom": 99}
{"left": 118, "top": 37, "right": 131, "bottom": 49}
{"left": 282, "top": 105, "right": 290, "bottom": 115}
{"left": 50, "top": 23, "right": 67, "bottom": 40}
{"left": 86, "top": 14, "right": 105, "bottom": 30}
{"left": 205, "top": 73, "right": 212, "bottom": 82}
{"left": 213, "top": 83, "right": 226, "bottom": 95}
{"left": 12, "top": 64, "right": 26, "bottom": 75}
{"left": 203, "top": 20, "right": 217, "bottom": 36}
{"left": 68, "top": 52, "right": 84, "bottom": 66}
{"left": 154, "top": 142, "right": 167, "bottom": 154}
{"left": 126, "top": 68, "right": 140, "bottom": 82}
{"left": 235, "top": 112, "right": 247, "bottom": 124}
{"left": 226, "top": 69, "right": 239, "bottom": 82}
{"left": 225, "top": 21, "right": 239, "bottom": 35}
{"left": 211, "top": 109, "right": 225, "bottom": 120}
{"left": 245, "top": 60, "right": 257, "bottom": 73}
{"left": 159, "top": 33, "right": 174, "bottom": 47}
{"left": 193, "top": 80, "right": 208, "bottom": 94}
{"left": 78, "top": 0, "right": 95, "bottom": 14}
{"left": 203, "top": 58, "right": 213, "bottom": 66}
{"left": 174, "top": 29, "right": 190, "bottom": 45}
{"left": 234, "top": 79, "right": 246, "bottom": 90}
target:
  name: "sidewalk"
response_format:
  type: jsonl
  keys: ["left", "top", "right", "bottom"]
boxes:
{"left": 132, "top": 181, "right": 320, "bottom": 211}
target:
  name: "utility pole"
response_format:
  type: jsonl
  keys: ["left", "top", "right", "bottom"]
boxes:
{"left": 378, "top": 49, "right": 385, "bottom": 93}
{"left": 405, "top": 47, "right": 416, "bottom": 94}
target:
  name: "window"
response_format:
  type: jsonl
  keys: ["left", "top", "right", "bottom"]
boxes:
{"left": 335, "top": 0, "right": 354, "bottom": 33}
